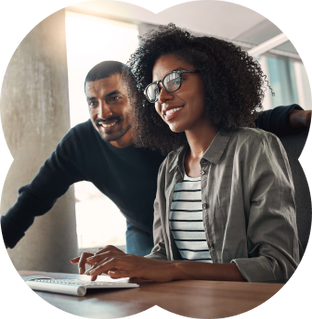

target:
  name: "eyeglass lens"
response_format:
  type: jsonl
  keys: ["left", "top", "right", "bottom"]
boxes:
{"left": 164, "top": 72, "right": 180, "bottom": 92}
{"left": 147, "top": 71, "right": 181, "bottom": 102}
{"left": 146, "top": 84, "right": 159, "bottom": 102}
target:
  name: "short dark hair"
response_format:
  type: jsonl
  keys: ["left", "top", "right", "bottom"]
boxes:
{"left": 84, "top": 60, "right": 128, "bottom": 92}
{"left": 126, "top": 23, "right": 273, "bottom": 155}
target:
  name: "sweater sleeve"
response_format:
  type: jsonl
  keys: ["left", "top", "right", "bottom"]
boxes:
{"left": 256, "top": 104, "right": 303, "bottom": 137}
{"left": 1, "top": 125, "right": 87, "bottom": 248}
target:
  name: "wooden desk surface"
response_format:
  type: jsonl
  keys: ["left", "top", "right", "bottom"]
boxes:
{"left": 19, "top": 270, "right": 283, "bottom": 319}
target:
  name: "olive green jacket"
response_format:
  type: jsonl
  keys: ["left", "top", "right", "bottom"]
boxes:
{"left": 146, "top": 128, "right": 300, "bottom": 283}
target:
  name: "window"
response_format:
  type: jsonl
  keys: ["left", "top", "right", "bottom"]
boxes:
{"left": 257, "top": 55, "right": 311, "bottom": 110}
{"left": 65, "top": 11, "right": 139, "bottom": 250}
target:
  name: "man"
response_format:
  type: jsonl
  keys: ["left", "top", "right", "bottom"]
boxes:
{"left": 1, "top": 61, "right": 310, "bottom": 259}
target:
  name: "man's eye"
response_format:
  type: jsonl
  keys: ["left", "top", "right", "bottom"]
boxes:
{"left": 109, "top": 96, "right": 121, "bottom": 102}
{"left": 88, "top": 101, "right": 97, "bottom": 108}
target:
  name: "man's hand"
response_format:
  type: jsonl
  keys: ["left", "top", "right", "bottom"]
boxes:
{"left": 289, "top": 109, "right": 311, "bottom": 131}
{"left": 70, "top": 245, "right": 126, "bottom": 276}
{"left": 305, "top": 110, "right": 312, "bottom": 128}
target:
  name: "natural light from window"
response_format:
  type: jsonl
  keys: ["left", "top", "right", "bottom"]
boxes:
{"left": 65, "top": 11, "right": 139, "bottom": 250}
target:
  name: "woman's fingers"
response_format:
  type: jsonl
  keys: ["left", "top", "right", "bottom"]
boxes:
{"left": 95, "top": 245, "right": 125, "bottom": 255}
{"left": 85, "top": 257, "right": 130, "bottom": 277}
{"left": 84, "top": 255, "right": 152, "bottom": 280}
{"left": 70, "top": 257, "right": 80, "bottom": 264}
{"left": 82, "top": 252, "right": 175, "bottom": 283}
{"left": 107, "top": 268, "right": 141, "bottom": 279}
{"left": 87, "top": 248, "right": 125, "bottom": 263}
{"left": 70, "top": 246, "right": 127, "bottom": 277}
{"left": 70, "top": 252, "right": 94, "bottom": 274}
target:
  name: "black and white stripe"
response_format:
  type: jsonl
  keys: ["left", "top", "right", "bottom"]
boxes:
{"left": 169, "top": 174, "right": 212, "bottom": 262}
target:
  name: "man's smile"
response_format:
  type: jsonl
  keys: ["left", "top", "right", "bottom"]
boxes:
{"left": 96, "top": 118, "right": 120, "bottom": 130}
{"left": 100, "top": 120, "right": 118, "bottom": 128}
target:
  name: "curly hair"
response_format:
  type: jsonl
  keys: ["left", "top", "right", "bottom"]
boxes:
{"left": 126, "top": 23, "right": 272, "bottom": 155}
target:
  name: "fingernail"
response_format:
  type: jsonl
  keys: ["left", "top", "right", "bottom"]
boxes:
{"left": 88, "top": 269, "right": 95, "bottom": 274}
{"left": 79, "top": 267, "right": 83, "bottom": 274}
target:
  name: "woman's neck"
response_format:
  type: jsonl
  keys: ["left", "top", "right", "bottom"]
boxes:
{"left": 184, "top": 124, "right": 217, "bottom": 178}
{"left": 186, "top": 122, "right": 217, "bottom": 157}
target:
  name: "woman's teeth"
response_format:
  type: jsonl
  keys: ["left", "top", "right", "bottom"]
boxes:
{"left": 165, "top": 107, "right": 183, "bottom": 117}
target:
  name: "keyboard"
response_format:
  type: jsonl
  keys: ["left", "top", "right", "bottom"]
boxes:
{"left": 24, "top": 276, "right": 139, "bottom": 297}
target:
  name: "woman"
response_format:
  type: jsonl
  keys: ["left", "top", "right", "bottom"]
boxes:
{"left": 72, "top": 24, "right": 300, "bottom": 283}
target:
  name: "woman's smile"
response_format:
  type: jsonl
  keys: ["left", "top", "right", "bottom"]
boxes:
{"left": 163, "top": 106, "right": 184, "bottom": 121}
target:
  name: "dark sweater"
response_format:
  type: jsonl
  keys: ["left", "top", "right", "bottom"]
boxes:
{"left": 1, "top": 104, "right": 301, "bottom": 248}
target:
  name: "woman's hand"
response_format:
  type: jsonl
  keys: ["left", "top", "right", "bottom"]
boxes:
{"left": 83, "top": 246, "right": 176, "bottom": 282}
{"left": 70, "top": 245, "right": 125, "bottom": 275}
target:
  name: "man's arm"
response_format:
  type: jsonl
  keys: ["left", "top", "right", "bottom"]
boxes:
{"left": 257, "top": 104, "right": 311, "bottom": 136}
{"left": 1, "top": 127, "right": 86, "bottom": 249}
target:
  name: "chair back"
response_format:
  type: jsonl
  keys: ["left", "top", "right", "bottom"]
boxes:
{"left": 279, "top": 129, "right": 311, "bottom": 253}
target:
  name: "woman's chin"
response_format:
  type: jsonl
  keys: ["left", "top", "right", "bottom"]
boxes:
{"left": 168, "top": 124, "right": 185, "bottom": 134}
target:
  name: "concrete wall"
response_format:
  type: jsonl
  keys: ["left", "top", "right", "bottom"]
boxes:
{"left": 0, "top": 9, "right": 78, "bottom": 273}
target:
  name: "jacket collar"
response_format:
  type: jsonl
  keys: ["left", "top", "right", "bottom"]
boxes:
{"left": 169, "top": 130, "right": 234, "bottom": 173}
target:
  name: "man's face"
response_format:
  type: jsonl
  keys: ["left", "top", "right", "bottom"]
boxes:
{"left": 85, "top": 73, "right": 133, "bottom": 147}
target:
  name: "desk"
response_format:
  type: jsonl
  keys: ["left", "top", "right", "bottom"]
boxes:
{"left": 19, "top": 270, "right": 283, "bottom": 319}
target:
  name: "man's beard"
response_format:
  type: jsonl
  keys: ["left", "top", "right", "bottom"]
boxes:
{"left": 96, "top": 113, "right": 132, "bottom": 142}
{"left": 101, "top": 123, "right": 132, "bottom": 142}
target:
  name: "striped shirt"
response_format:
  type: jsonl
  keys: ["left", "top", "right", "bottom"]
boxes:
{"left": 169, "top": 173, "right": 212, "bottom": 262}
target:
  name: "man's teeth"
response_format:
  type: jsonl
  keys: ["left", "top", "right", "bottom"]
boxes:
{"left": 101, "top": 121, "right": 117, "bottom": 128}
{"left": 165, "top": 107, "right": 183, "bottom": 117}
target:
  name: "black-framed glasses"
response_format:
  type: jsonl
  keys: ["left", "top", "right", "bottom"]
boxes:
{"left": 144, "top": 70, "right": 199, "bottom": 103}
